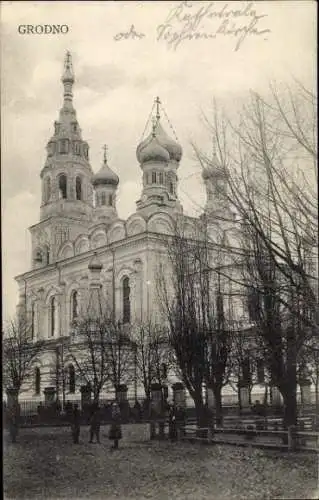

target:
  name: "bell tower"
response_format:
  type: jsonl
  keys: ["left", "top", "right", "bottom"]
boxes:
{"left": 40, "top": 51, "right": 94, "bottom": 221}
{"left": 29, "top": 52, "right": 94, "bottom": 269}
{"left": 202, "top": 142, "right": 235, "bottom": 241}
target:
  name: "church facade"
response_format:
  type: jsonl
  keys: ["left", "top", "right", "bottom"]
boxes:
{"left": 14, "top": 53, "right": 241, "bottom": 404}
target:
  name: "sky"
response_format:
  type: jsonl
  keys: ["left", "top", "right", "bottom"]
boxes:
{"left": 1, "top": 0, "right": 316, "bottom": 320}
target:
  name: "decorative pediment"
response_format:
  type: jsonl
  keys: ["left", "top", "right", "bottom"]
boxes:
{"left": 126, "top": 214, "right": 147, "bottom": 237}
{"left": 108, "top": 221, "right": 126, "bottom": 243}
{"left": 147, "top": 212, "right": 174, "bottom": 235}
{"left": 90, "top": 229, "right": 107, "bottom": 249}
{"left": 74, "top": 235, "right": 89, "bottom": 255}
{"left": 58, "top": 241, "right": 74, "bottom": 260}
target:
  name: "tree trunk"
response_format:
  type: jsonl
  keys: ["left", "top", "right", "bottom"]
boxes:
{"left": 263, "top": 384, "right": 268, "bottom": 406}
{"left": 193, "top": 392, "right": 205, "bottom": 427}
{"left": 212, "top": 386, "right": 223, "bottom": 426}
{"left": 237, "top": 385, "right": 242, "bottom": 413}
{"left": 93, "top": 390, "right": 100, "bottom": 405}
{"left": 315, "top": 378, "right": 319, "bottom": 430}
{"left": 282, "top": 384, "right": 298, "bottom": 428}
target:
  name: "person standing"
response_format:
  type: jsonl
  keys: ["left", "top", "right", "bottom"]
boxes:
{"left": 71, "top": 404, "right": 81, "bottom": 444}
{"left": 89, "top": 403, "right": 101, "bottom": 444}
{"left": 169, "top": 404, "right": 178, "bottom": 442}
{"left": 109, "top": 401, "right": 122, "bottom": 450}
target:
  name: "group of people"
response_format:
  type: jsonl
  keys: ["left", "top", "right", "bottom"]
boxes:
{"left": 70, "top": 400, "right": 122, "bottom": 449}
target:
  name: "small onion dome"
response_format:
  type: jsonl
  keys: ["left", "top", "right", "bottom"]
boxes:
{"left": 202, "top": 165, "right": 214, "bottom": 180}
{"left": 202, "top": 163, "right": 224, "bottom": 180}
{"left": 92, "top": 163, "right": 119, "bottom": 187}
{"left": 88, "top": 252, "right": 103, "bottom": 271}
{"left": 137, "top": 137, "right": 170, "bottom": 164}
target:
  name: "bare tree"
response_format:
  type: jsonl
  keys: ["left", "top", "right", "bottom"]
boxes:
{"left": 134, "top": 321, "right": 172, "bottom": 402}
{"left": 3, "top": 313, "right": 44, "bottom": 399}
{"left": 192, "top": 80, "right": 317, "bottom": 428}
{"left": 107, "top": 322, "right": 134, "bottom": 392}
{"left": 243, "top": 228, "right": 309, "bottom": 427}
{"left": 67, "top": 313, "right": 112, "bottom": 404}
{"left": 194, "top": 81, "right": 318, "bottom": 331}
{"left": 157, "top": 220, "right": 234, "bottom": 426}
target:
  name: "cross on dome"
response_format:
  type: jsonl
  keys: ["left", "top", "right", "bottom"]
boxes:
{"left": 62, "top": 50, "right": 74, "bottom": 83}
{"left": 151, "top": 117, "right": 157, "bottom": 137}
{"left": 155, "top": 96, "right": 161, "bottom": 121}
{"left": 103, "top": 144, "right": 108, "bottom": 163}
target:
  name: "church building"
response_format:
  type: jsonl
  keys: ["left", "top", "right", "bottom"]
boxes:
{"left": 14, "top": 52, "right": 237, "bottom": 404}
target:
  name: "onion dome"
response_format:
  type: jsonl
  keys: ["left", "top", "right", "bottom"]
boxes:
{"left": 92, "top": 146, "right": 119, "bottom": 186}
{"left": 154, "top": 121, "right": 182, "bottom": 162}
{"left": 138, "top": 136, "right": 170, "bottom": 164}
{"left": 88, "top": 252, "right": 103, "bottom": 271}
{"left": 137, "top": 97, "right": 183, "bottom": 163}
{"left": 137, "top": 121, "right": 182, "bottom": 164}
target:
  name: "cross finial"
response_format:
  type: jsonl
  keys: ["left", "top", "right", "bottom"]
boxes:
{"left": 62, "top": 50, "right": 74, "bottom": 88}
{"left": 65, "top": 50, "right": 71, "bottom": 67}
{"left": 103, "top": 144, "right": 108, "bottom": 163}
{"left": 155, "top": 96, "right": 161, "bottom": 121}
{"left": 151, "top": 117, "right": 157, "bottom": 137}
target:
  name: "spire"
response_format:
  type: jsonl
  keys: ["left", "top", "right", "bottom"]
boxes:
{"left": 61, "top": 51, "right": 74, "bottom": 107}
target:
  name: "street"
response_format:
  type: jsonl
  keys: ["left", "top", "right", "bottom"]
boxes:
{"left": 3, "top": 424, "right": 317, "bottom": 499}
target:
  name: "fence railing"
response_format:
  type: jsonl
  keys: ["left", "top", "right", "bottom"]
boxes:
{"left": 181, "top": 422, "right": 319, "bottom": 452}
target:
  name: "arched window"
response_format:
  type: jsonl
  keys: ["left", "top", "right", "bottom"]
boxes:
{"left": 159, "top": 172, "right": 164, "bottom": 184}
{"left": 59, "top": 139, "right": 69, "bottom": 154}
{"left": 71, "top": 290, "right": 78, "bottom": 321}
{"left": 123, "top": 277, "right": 130, "bottom": 324}
{"left": 68, "top": 365, "right": 75, "bottom": 393}
{"left": 47, "top": 142, "right": 54, "bottom": 157}
{"left": 152, "top": 171, "right": 157, "bottom": 184}
{"left": 31, "top": 303, "right": 35, "bottom": 340}
{"left": 35, "top": 249, "right": 43, "bottom": 263}
{"left": 76, "top": 176, "right": 82, "bottom": 200}
{"left": 101, "top": 192, "right": 106, "bottom": 206}
{"left": 47, "top": 178, "right": 51, "bottom": 201}
{"left": 35, "top": 367, "right": 41, "bottom": 395}
{"left": 45, "top": 247, "right": 50, "bottom": 265}
{"left": 44, "top": 177, "right": 51, "bottom": 203}
{"left": 58, "top": 174, "right": 67, "bottom": 199}
{"left": 83, "top": 144, "right": 89, "bottom": 160}
{"left": 50, "top": 297, "right": 56, "bottom": 337}
{"left": 108, "top": 195, "right": 113, "bottom": 206}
